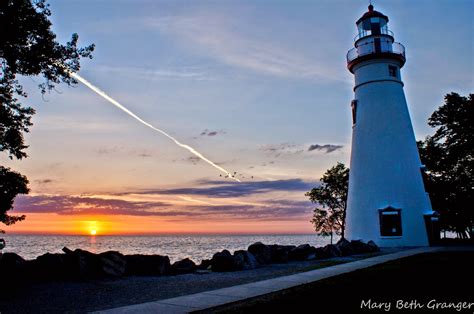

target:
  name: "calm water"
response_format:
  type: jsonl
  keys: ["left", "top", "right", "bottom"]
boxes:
{"left": 1, "top": 234, "right": 329, "bottom": 263}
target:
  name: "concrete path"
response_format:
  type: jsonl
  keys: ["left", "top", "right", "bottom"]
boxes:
{"left": 95, "top": 247, "right": 441, "bottom": 314}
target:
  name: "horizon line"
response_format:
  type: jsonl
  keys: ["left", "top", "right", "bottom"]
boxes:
{"left": 3, "top": 232, "right": 319, "bottom": 237}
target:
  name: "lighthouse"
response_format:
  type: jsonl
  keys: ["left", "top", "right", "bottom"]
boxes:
{"left": 345, "top": 5, "right": 436, "bottom": 247}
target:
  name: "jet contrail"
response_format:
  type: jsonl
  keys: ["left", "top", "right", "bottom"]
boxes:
{"left": 69, "top": 71, "right": 241, "bottom": 182}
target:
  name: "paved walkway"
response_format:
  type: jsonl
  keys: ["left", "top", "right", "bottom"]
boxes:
{"left": 95, "top": 247, "right": 441, "bottom": 314}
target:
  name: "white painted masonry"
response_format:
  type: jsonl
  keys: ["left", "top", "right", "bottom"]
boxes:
{"left": 345, "top": 6, "right": 433, "bottom": 247}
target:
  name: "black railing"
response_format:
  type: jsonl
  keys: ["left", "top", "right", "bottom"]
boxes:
{"left": 347, "top": 41, "right": 405, "bottom": 63}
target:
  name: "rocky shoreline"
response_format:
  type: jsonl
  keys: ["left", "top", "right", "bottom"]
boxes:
{"left": 0, "top": 239, "right": 378, "bottom": 282}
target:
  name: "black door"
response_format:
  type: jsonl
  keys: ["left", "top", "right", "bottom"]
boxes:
{"left": 424, "top": 214, "right": 441, "bottom": 246}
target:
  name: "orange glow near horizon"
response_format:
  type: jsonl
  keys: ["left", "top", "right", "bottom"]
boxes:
{"left": 87, "top": 221, "right": 99, "bottom": 236}
{"left": 3, "top": 213, "right": 314, "bottom": 235}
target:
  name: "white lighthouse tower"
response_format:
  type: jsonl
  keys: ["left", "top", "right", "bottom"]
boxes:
{"left": 345, "top": 5, "right": 435, "bottom": 247}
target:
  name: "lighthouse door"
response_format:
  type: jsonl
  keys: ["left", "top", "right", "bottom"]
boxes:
{"left": 424, "top": 214, "right": 441, "bottom": 246}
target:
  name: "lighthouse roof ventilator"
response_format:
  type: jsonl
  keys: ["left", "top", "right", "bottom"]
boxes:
{"left": 345, "top": 5, "right": 437, "bottom": 247}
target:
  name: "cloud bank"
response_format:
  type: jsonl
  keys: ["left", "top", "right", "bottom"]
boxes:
{"left": 13, "top": 179, "right": 317, "bottom": 221}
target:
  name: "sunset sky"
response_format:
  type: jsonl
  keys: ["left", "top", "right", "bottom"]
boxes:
{"left": 2, "top": 0, "right": 473, "bottom": 235}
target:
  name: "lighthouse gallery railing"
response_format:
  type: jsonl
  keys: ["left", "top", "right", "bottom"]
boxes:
{"left": 347, "top": 41, "right": 405, "bottom": 63}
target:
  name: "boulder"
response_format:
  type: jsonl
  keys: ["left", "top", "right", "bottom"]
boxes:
{"left": 171, "top": 258, "right": 197, "bottom": 274}
{"left": 289, "top": 244, "right": 317, "bottom": 261}
{"left": 61, "top": 248, "right": 127, "bottom": 278}
{"left": 34, "top": 253, "right": 67, "bottom": 279}
{"left": 314, "top": 246, "right": 330, "bottom": 259}
{"left": 269, "top": 245, "right": 295, "bottom": 263}
{"left": 367, "top": 240, "right": 380, "bottom": 252}
{"left": 350, "top": 240, "right": 373, "bottom": 254}
{"left": 233, "top": 250, "right": 259, "bottom": 270}
{"left": 0, "top": 252, "right": 25, "bottom": 267}
{"left": 247, "top": 242, "right": 272, "bottom": 264}
{"left": 211, "top": 250, "right": 238, "bottom": 272}
{"left": 197, "top": 259, "right": 212, "bottom": 270}
{"left": 0, "top": 252, "right": 26, "bottom": 279}
{"left": 125, "top": 254, "right": 170, "bottom": 276}
{"left": 322, "top": 244, "right": 341, "bottom": 258}
{"left": 99, "top": 251, "right": 127, "bottom": 277}
{"left": 63, "top": 248, "right": 102, "bottom": 278}
{"left": 62, "top": 247, "right": 74, "bottom": 254}
{"left": 336, "top": 238, "right": 355, "bottom": 256}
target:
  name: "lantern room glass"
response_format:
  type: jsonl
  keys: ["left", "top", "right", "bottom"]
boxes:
{"left": 356, "top": 17, "right": 390, "bottom": 41}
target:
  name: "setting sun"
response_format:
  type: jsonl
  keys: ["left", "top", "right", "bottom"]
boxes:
{"left": 90, "top": 229, "right": 97, "bottom": 236}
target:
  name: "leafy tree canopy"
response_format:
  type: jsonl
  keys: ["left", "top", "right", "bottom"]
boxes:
{"left": 418, "top": 92, "right": 473, "bottom": 238}
{"left": 0, "top": 0, "right": 94, "bottom": 232}
{"left": 306, "top": 162, "right": 349, "bottom": 243}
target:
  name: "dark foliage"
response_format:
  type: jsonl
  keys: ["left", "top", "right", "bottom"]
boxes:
{"left": 0, "top": 167, "right": 29, "bottom": 233}
{"left": 418, "top": 92, "right": 473, "bottom": 239}
{"left": 306, "top": 162, "right": 349, "bottom": 242}
{"left": 0, "top": 0, "right": 94, "bottom": 231}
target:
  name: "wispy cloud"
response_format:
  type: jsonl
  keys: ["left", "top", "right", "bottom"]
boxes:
{"left": 185, "top": 156, "right": 201, "bottom": 165}
{"left": 131, "top": 179, "right": 315, "bottom": 198}
{"left": 36, "top": 115, "right": 126, "bottom": 132}
{"left": 260, "top": 161, "right": 275, "bottom": 167}
{"left": 308, "top": 144, "right": 343, "bottom": 153}
{"left": 199, "top": 129, "right": 226, "bottom": 137}
{"left": 95, "top": 145, "right": 156, "bottom": 158}
{"left": 92, "top": 64, "right": 212, "bottom": 81}
{"left": 96, "top": 146, "right": 125, "bottom": 155}
{"left": 260, "top": 142, "right": 343, "bottom": 158}
{"left": 145, "top": 14, "right": 342, "bottom": 81}
{"left": 34, "top": 179, "right": 54, "bottom": 185}
{"left": 260, "top": 143, "right": 304, "bottom": 158}
{"left": 14, "top": 195, "right": 170, "bottom": 216}
{"left": 138, "top": 152, "right": 153, "bottom": 158}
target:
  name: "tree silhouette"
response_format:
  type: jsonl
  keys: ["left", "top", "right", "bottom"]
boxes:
{"left": 418, "top": 92, "right": 473, "bottom": 239}
{"left": 306, "top": 162, "right": 349, "bottom": 243}
{"left": 0, "top": 0, "right": 94, "bottom": 232}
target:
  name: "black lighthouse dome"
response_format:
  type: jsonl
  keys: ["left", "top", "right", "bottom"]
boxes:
{"left": 354, "top": 5, "right": 391, "bottom": 43}
{"left": 356, "top": 4, "right": 389, "bottom": 25}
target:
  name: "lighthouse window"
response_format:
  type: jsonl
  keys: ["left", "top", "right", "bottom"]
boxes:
{"left": 379, "top": 207, "right": 402, "bottom": 237}
{"left": 388, "top": 65, "right": 398, "bottom": 78}
{"left": 351, "top": 100, "right": 358, "bottom": 125}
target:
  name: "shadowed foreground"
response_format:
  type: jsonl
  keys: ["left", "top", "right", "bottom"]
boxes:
{"left": 0, "top": 253, "right": 368, "bottom": 313}
{"left": 196, "top": 250, "right": 474, "bottom": 314}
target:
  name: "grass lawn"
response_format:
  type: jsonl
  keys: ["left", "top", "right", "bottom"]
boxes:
{"left": 197, "top": 250, "right": 474, "bottom": 314}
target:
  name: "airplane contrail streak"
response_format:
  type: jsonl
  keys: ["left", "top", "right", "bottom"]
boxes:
{"left": 69, "top": 71, "right": 241, "bottom": 182}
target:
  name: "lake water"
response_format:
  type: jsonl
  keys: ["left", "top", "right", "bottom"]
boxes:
{"left": 0, "top": 234, "right": 330, "bottom": 263}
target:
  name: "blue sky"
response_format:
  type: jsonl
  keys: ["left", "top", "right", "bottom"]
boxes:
{"left": 4, "top": 0, "right": 473, "bottom": 234}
